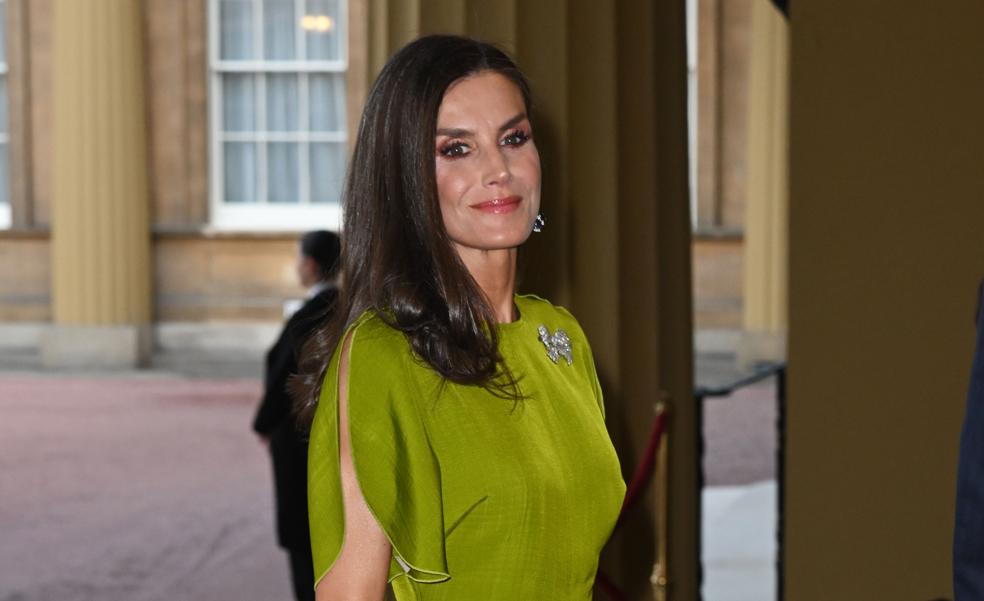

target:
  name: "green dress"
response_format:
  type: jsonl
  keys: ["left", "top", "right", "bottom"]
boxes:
{"left": 308, "top": 294, "right": 625, "bottom": 600}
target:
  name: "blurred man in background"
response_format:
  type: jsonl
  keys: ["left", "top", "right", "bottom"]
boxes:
{"left": 253, "top": 230, "right": 340, "bottom": 601}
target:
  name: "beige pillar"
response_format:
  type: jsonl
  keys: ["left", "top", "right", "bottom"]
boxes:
{"left": 787, "top": 1, "right": 984, "bottom": 598}
{"left": 42, "top": 0, "right": 153, "bottom": 368}
{"left": 739, "top": 0, "right": 788, "bottom": 366}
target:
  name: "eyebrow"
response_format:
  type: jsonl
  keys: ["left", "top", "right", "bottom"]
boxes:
{"left": 436, "top": 113, "right": 528, "bottom": 138}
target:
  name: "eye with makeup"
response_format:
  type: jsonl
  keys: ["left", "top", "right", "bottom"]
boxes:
{"left": 436, "top": 127, "right": 531, "bottom": 160}
{"left": 501, "top": 128, "right": 531, "bottom": 147}
{"left": 438, "top": 139, "right": 471, "bottom": 159}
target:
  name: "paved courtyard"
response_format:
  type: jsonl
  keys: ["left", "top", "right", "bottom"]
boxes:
{"left": 697, "top": 356, "right": 782, "bottom": 601}
{"left": 0, "top": 371, "right": 293, "bottom": 601}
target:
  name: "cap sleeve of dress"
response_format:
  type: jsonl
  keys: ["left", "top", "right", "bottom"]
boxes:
{"left": 307, "top": 314, "right": 450, "bottom": 587}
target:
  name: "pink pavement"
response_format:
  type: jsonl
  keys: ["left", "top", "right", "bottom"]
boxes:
{"left": 0, "top": 374, "right": 296, "bottom": 601}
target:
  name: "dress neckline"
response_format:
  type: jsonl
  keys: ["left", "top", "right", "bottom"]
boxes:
{"left": 496, "top": 294, "right": 530, "bottom": 335}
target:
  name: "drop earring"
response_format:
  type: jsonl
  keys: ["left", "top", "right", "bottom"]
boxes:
{"left": 532, "top": 213, "right": 545, "bottom": 233}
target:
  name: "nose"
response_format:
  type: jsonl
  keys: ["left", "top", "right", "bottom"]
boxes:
{"left": 482, "top": 147, "right": 511, "bottom": 187}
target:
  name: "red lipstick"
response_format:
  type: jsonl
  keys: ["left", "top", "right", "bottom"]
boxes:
{"left": 471, "top": 195, "right": 521, "bottom": 214}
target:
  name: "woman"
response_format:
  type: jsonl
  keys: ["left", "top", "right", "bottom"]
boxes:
{"left": 297, "top": 35, "right": 625, "bottom": 600}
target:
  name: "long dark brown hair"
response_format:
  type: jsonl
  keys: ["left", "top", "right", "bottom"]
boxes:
{"left": 292, "top": 35, "right": 533, "bottom": 425}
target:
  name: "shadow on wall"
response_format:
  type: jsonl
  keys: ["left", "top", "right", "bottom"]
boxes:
{"left": 517, "top": 105, "right": 565, "bottom": 301}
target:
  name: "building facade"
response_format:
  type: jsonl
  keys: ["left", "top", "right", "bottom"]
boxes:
{"left": 0, "top": 0, "right": 358, "bottom": 363}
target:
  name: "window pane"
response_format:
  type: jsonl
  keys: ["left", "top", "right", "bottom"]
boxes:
{"left": 266, "top": 74, "right": 299, "bottom": 131}
{"left": 309, "top": 73, "right": 344, "bottom": 132}
{"left": 0, "top": 1, "right": 7, "bottom": 64}
{"left": 267, "top": 143, "right": 300, "bottom": 203}
{"left": 310, "top": 142, "right": 345, "bottom": 204}
{"left": 304, "top": 0, "right": 342, "bottom": 61}
{"left": 263, "top": 0, "right": 296, "bottom": 60}
{"left": 0, "top": 144, "right": 8, "bottom": 205}
{"left": 220, "top": 0, "right": 254, "bottom": 60}
{"left": 0, "top": 76, "right": 7, "bottom": 134}
{"left": 222, "top": 74, "right": 255, "bottom": 132}
{"left": 224, "top": 142, "right": 257, "bottom": 203}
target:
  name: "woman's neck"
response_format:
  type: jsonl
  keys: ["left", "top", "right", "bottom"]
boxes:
{"left": 454, "top": 245, "right": 518, "bottom": 323}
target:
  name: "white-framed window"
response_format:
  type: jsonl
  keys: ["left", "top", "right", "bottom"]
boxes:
{"left": 0, "top": 0, "right": 11, "bottom": 229}
{"left": 208, "top": 0, "right": 347, "bottom": 231}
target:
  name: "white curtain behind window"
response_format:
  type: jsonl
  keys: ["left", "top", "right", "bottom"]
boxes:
{"left": 309, "top": 73, "right": 344, "bottom": 131}
{"left": 224, "top": 142, "right": 257, "bottom": 203}
{"left": 268, "top": 143, "right": 299, "bottom": 203}
{"left": 220, "top": 0, "right": 253, "bottom": 60}
{"left": 266, "top": 73, "right": 298, "bottom": 131}
{"left": 0, "top": 76, "right": 8, "bottom": 206}
{"left": 0, "top": 0, "right": 9, "bottom": 211}
{"left": 264, "top": 0, "right": 295, "bottom": 60}
{"left": 306, "top": 0, "right": 343, "bottom": 60}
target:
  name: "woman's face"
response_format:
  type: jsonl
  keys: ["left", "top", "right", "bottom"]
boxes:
{"left": 434, "top": 71, "right": 541, "bottom": 255}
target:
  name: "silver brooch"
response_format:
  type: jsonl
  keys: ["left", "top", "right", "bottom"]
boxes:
{"left": 538, "top": 325, "right": 573, "bottom": 365}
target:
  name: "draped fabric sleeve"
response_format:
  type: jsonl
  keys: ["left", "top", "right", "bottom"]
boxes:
{"left": 307, "top": 314, "right": 450, "bottom": 588}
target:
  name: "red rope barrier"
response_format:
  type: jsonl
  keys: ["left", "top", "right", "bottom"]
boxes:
{"left": 595, "top": 408, "right": 669, "bottom": 600}
{"left": 616, "top": 409, "right": 668, "bottom": 529}
{"left": 595, "top": 570, "right": 630, "bottom": 601}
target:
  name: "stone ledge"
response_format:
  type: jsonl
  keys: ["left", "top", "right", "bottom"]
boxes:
{"left": 40, "top": 324, "right": 153, "bottom": 369}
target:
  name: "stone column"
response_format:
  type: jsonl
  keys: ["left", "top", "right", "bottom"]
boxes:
{"left": 42, "top": 0, "right": 152, "bottom": 367}
{"left": 787, "top": 0, "right": 984, "bottom": 597}
{"left": 739, "top": 0, "right": 789, "bottom": 366}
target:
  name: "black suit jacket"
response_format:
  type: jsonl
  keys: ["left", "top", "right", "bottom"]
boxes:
{"left": 253, "top": 287, "right": 336, "bottom": 550}
{"left": 955, "top": 280, "right": 984, "bottom": 600}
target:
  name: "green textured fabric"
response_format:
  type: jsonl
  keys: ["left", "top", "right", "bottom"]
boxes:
{"left": 308, "top": 294, "right": 625, "bottom": 600}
